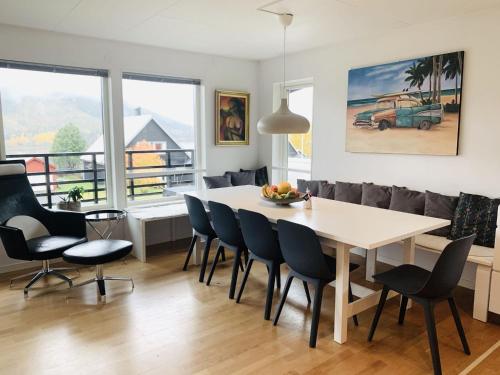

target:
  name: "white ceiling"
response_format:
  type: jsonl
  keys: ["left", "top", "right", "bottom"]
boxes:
{"left": 0, "top": 0, "right": 499, "bottom": 60}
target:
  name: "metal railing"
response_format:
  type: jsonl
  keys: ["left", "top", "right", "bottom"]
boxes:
{"left": 6, "top": 149, "right": 196, "bottom": 207}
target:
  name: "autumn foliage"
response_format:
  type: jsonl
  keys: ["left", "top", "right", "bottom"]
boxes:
{"left": 126, "top": 140, "right": 164, "bottom": 189}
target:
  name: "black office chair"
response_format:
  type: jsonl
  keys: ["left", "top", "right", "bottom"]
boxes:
{"left": 274, "top": 219, "right": 359, "bottom": 348}
{"left": 0, "top": 160, "right": 87, "bottom": 296}
{"left": 367, "top": 234, "right": 475, "bottom": 375}
{"left": 206, "top": 201, "right": 248, "bottom": 299}
{"left": 182, "top": 194, "right": 218, "bottom": 282}
{"left": 236, "top": 209, "right": 311, "bottom": 320}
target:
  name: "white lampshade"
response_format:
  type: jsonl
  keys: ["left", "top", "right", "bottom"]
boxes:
{"left": 257, "top": 98, "right": 310, "bottom": 134}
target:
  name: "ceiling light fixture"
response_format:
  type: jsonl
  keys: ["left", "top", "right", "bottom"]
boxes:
{"left": 257, "top": 8, "right": 310, "bottom": 135}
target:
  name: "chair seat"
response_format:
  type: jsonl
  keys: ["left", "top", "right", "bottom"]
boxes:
{"left": 27, "top": 235, "right": 87, "bottom": 260}
{"left": 324, "top": 254, "right": 360, "bottom": 278}
{"left": 373, "top": 264, "right": 431, "bottom": 295}
{"left": 63, "top": 239, "right": 132, "bottom": 265}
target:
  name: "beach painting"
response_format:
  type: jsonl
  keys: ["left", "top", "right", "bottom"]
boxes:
{"left": 215, "top": 90, "right": 250, "bottom": 146}
{"left": 346, "top": 51, "right": 464, "bottom": 155}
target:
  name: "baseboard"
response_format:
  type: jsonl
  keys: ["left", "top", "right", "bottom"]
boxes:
{"left": 0, "top": 260, "right": 42, "bottom": 275}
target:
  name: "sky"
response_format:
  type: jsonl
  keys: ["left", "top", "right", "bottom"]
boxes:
{"left": 347, "top": 56, "right": 459, "bottom": 101}
{"left": 0, "top": 68, "right": 196, "bottom": 126}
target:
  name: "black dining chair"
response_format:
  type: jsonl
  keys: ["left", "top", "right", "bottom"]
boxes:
{"left": 274, "top": 219, "right": 359, "bottom": 348}
{"left": 182, "top": 194, "right": 219, "bottom": 283}
{"left": 206, "top": 201, "right": 248, "bottom": 299}
{"left": 367, "top": 234, "right": 475, "bottom": 375}
{"left": 236, "top": 209, "right": 311, "bottom": 320}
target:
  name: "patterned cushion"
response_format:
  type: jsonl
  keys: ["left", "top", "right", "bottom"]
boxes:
{"left": 449, "top": 192, "right": 500, "bottom": 248}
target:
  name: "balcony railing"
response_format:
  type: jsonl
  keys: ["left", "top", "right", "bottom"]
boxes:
{"left": 6, "top": 149, "right": 196, "bottom": 208}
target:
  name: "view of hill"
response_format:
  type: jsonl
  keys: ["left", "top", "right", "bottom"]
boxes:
{"left": 1, "top": 92, "right": 194, "bottom": 154}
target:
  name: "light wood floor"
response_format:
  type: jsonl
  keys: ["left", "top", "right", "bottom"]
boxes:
{"left": 1, "top": 241, "right": 499, "bottom": 375}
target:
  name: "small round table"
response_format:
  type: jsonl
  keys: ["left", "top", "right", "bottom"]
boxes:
{"left": 85, "top": 209, "right": 126, "bottom": 240}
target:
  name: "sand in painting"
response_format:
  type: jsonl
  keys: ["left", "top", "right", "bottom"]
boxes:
{"left": 346, "top": 95, "right": 459, "bottom": 155}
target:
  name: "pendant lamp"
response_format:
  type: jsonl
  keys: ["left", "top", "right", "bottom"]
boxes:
{"left": 257, "top": 13, "right": 310, "bottom": 135}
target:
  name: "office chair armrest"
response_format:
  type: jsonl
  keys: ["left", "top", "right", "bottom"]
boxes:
{"left": 44, "top": 210, "right": 87, "bottom": 238}
{"left": 0, "top": 225, "right": 32, "bottom": 261}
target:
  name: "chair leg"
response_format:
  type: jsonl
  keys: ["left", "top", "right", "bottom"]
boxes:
{"left": 206, "top": 245, "right": 223, "bottom": 286}
{"left": 368, "top": 286, "right": 389, "bottom": 342}
{"left": 264, "top": 263, "right": 276, "bottom": 320}
{"left": 310, "top": 282, "right": 325, "bottom": 348}
{"left": 198, "top": 238, "right": 212, "bottom": 283}
{"left": 23, "top": 271, "right": 46, "bottom": 296}
{"left": 303, "top": 281, "right": 311, "bottom": 304}
{"left": 273, "top": 275, "right": 293, "bottom": 326}
{"left": 236, "top": 259, "right": 254, "bottom": 303}
{"left": 423, "top": 301, "right": 442, "bottom": 375}
{"left": 349, "top": 284, "right": 359, "bottom": 326}
{"left": 239, "top": 256, "right": 245, "bottom": 272}
{"left": 399, "top": 296, "right": 408, "bottom": 325}
{"left": 50, "top": 270, "right": 73, "bottom": 288}
{"left": 182, "top": 235, "right": 198, "bottom": 271}
{"left": 275, "top": 265, "right": 281, "bottom": 289}
{"left": 448, "top": 297, "right": 471, "bottom": 355}
{"left": 229, "top": 248, "right": 242, "bottom": 299}
{"left": 97, "top": 279, "right": 106, "bottom": 297}
{"left": 221, "top": 249, "right": 226, "bottom": 262}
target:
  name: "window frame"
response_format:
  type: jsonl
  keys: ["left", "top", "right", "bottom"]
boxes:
{"left": 271, "top": 78, "right": 314, "bottom": 184}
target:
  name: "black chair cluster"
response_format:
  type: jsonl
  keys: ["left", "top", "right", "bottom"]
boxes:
{"left": 182, "top": 195, "right": 360, "bottom": 348}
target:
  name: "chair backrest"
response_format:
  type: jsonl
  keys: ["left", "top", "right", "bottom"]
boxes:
{"left": 277, "top": 219, "right": 333, "bottom": 280}
{"left": 238, "top": 209, "right": 280, "bottom": 261}
{"left": 416, "top": 234, "right": 476, "bottom": 299}
{"left": 208, "top": 201, "right": 244, "bottom": 248}
{"left": 184, "top": 194, "right": 215, "bottom": 237}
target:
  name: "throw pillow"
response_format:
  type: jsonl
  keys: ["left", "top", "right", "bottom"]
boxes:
{"left": 203, "top": 175, "right": 232, "bottom": 189}
{"left": 318, "top": 183, "right": 335, "bottom": 200}
{"left": 389, "top": 185, "right": 425, "bottom": 215}
{"left": 297, "top": 179, "right": 328, "bottom": 196}
{"left": 334, "top": 181, "right": 362, "bottom": 204}
{"left": 449, "top": 192, "right": 500, "bottom": 248}
{"left": 424, "top": 190, "right": 458, "bottom": 237}
{"left": 361, "top": 182, "right": 392, "bottom": 209}
{"left": 240, "top": 166, "right": 269, "bottom": 186}
{"left": 224, "top": 171, "right": 256, "bottom": 186}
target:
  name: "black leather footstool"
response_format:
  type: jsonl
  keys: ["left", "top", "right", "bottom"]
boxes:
{"left": 63, "top": 239, "right": 134, "bottom": 302}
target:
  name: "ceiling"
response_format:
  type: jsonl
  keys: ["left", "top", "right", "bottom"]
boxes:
{"left": 0, "top": 0, "right": 499, "bottom": 60}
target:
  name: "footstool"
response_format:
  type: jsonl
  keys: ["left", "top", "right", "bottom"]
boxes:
{"left": 63, "top": 239, "right": 134, "bottom": 302}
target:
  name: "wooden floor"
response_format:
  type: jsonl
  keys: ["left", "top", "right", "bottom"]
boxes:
{"left": 1, "top": 241, "right": 499, "bottom": 375}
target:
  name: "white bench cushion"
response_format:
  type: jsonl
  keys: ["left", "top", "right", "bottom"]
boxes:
{"left": 416, "top": 234, "right": 494, "bottom": 267}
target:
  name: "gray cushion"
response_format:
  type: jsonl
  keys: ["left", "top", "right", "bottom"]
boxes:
{"left": 318, "top": 183, "right": 335, "bottom": 199}
{"left": 334, "top": 181, "right": 362, "bottom": 204}
{"left": 389, "top": 186, "right": 425, "bottom": 215}
{"left": 224, "top": 171, "right": 256, "bottom": 186}
{"left": 361, "top": 183, "right": 392, "bottom": 209}
{"left": 240, "top": 166, "right": 269, "bottom": 186}
{"left": 203, "top": 175, "right": 232, "bottom": 189}
{"left": 297, "top": 180, "right": 327, "bottom": 196}
{"left": 424, "top": 190, "right": 458, "bottom": 237}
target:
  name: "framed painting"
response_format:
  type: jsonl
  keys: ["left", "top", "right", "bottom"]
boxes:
{"left": 346, "top": 51, "right": 464, "bottom": 155}
{"left": 215, "top": 90, "right": 250, "bottom": 146}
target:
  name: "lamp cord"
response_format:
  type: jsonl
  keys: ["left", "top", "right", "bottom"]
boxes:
{"left": 282, "top": 23, "right": 286, "bottom": 99}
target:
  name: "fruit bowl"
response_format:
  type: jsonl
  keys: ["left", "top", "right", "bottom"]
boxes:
{"left": 260, "top": 183, "right": 306, "bottom": 205}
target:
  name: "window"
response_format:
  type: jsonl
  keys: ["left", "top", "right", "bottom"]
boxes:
{"left": 272, "top": 81, "right": 313, "bottom": 187}
{"left": 121, "top": 73, "right": 201, "bottom": 203}
{"left": 0, "top": 61, "right": 109, "bottom": 208}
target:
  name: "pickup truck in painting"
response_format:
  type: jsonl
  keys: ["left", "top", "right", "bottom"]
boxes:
{"left": 353, "top": 94, "right": 443, "bottom": 131}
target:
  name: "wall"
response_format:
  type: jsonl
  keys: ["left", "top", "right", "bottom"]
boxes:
{"left": 0, "top": 24, "right": 260, "bottom": 272}
{"left": 257, "top": 8, "right": 500, "bottom": 288}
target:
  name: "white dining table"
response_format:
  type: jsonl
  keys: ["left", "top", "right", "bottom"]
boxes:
{"left": 186, "top": 185, "right": 450, "bottom": 344}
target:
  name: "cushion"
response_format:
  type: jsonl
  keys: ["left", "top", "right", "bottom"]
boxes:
{"left": 334, "top": 181, "right": 362, "bottom": 204}
{"left": 361, "top": 183, "right": 392, "bottom": 209}
{"left": 318, "top": 183, "right": 335, "bottom": 199}
{"left": 449, "top": 192, "right": 500, "bottom": 248}
{"left": 0, "top": 163, "right": 25, "bottom": 176}
{"left": 27, "top": 236, "right": 87, "bottom": 260}
{"left": 424, "top": 190, "right": 458, "bottom": 237}
{"left": 63, "top": 239, "right": 132, "bottom": 265}
{"left": 389, "top": 186, "right": 425, "bottom": 215}
{"left": 297, "top": 180, "right": 327, "bottom": 196}
{"left": 5, "top": 215, "right": 49, "bottom": 240}
{"left": 240, "top": 166, "right": 269, "bottom": 186}
{"left": 224, "top": 171, "right": 256, "bottom": 186}
{"left": 203, "top": 175, "right": 232, "bottom": 189}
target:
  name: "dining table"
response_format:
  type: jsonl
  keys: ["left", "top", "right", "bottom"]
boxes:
{"left": 185, "top": 185, "right": 450, "bottom": 344}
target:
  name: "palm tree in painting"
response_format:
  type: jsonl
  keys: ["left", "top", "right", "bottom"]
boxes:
{"left": 417, "top": 57, "right": 433, "bottom": 103}
{"left": 443, "top": 52, "right": 463, "bottom": 104}
{"left": 404, "top": 63, "right": 425, "bottom": 102}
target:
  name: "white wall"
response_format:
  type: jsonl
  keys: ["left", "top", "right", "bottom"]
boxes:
{"left": 258, "top": 8, "right": 500, "bottom": 197}
{"left": 0, "top": 24, "right": 260, "bottom": 272}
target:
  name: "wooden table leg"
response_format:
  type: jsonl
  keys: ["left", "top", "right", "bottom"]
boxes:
{"left": 402, "top": 236, "right": 415, "bottom": 308}
{"left": 365, "top": 248, "right": 377, "bottom": 282}
{"left": 334, "top": 242, "right": 351, "bottom": 344}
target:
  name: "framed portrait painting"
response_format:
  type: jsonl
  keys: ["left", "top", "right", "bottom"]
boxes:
{"left": 215, "top": 90, "right": 250, "bottom": 146}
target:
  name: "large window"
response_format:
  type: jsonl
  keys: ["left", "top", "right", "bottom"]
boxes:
{"left": 121, "top": 73, "right": 200, "bottom": 203}
{"left": 272, "top": 82, "right": 313, "bottom": 187}
{"left": 0, "top": 61, "right": 109, "bottom": 208}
